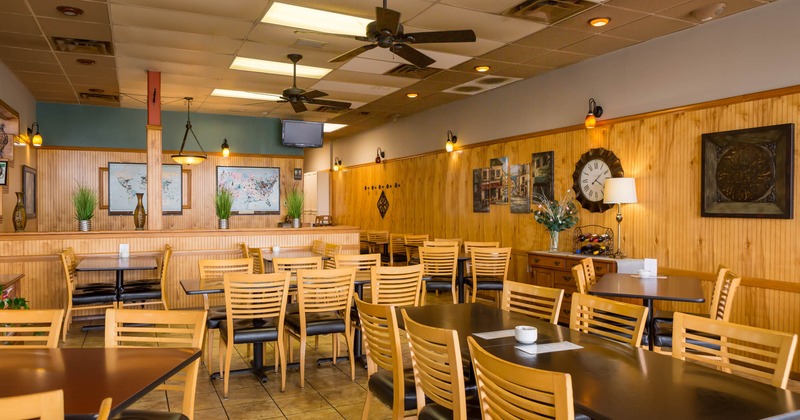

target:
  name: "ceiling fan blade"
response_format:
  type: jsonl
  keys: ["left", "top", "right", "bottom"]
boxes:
{"left": 303, "top": 90, "right": 328, "bottom": 100}
{"left": 403, "top": 30, "right": 477, "bottom": 44}
{"left": 309, "top": 99, "right": 351, "bottom": 109}
{"left": 329, "top": 44, "right": 377, "bottom": 62}
{"left": 290, "top": 100, "right": 307, "bottom": 113}
{"left": 390, "top": 44, "right": 435, "bottom": 68}
{"left": 375, "top": 7, "right": 401, "bottom": 34}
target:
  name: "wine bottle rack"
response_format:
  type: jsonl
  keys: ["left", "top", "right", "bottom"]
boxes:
{"left": 572, "top": 225, "right": 614, "bottom": 256}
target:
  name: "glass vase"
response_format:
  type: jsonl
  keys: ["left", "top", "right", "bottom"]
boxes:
{"left": 549, "top": 230, "right": 559, "bottom": 253}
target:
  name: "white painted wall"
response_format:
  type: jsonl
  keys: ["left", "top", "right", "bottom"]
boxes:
{"left": 306, "top": 0, "right": 799, "bottom": 171}
{"left": 0, "top": 61, "right": 36, "bottom": 129}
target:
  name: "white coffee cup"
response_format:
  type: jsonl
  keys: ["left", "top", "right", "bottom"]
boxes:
{"left": 272, "top": 246, "right": 280, "bottom": 253}
{"left": 515, "top": 326, "right": 538, "bottom": 344}
{"left": 638, "top": 269, "right": 653, "bottom": 278}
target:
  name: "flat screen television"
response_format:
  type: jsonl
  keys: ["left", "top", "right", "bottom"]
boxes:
{"left": 282, "top": 120, "right": 323, "bottom": 148}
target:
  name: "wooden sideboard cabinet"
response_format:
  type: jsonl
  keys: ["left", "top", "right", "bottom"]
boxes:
{"left": 528, "top": 251, "right": 617, "bottom": 324}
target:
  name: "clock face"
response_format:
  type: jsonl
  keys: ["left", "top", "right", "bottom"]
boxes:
{"left": 572, "top": 148, "right": 625, "bottom": 213}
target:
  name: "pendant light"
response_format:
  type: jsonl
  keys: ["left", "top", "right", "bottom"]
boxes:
{"left": 171, "top": 97, "right": 207, "bottom": 165}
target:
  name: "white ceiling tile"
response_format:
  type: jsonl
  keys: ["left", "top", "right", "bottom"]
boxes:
{"left": 311, "top": 80, "right": 400, "bottom": 96}
{"left": 322, "top": 69, "right": 418, "bottom": 88}
{"left": 30, "top": 0, "right": 111, "bottom": 24}
{"left": 109, "top": 4, "right": 253, "bottom": 39}
{"left": 109, "top": 0, "right": 267, "bottom": 21}
{"left": 406, "top": 4, "right": 546, "bottom": 43}
{"left": 236, "top": 41, "right": 341, "bottom": 68}
{"left": 116, "top": 56, "right": 227, "bottom": 78}
{"left": 116, "top": 43, "right": 232, "bottom": 68}
{"left": 438, "top": 0, "right": 527, "bottom": 14}
{"left": 280, "top": 0, "right": 434, "bottom": 22}
{"left": 338, "top": 57, "right": 398, "bottom": 74}
{"left": 113, "top": 26, "right": 243, "bottom": 54}
{"left": 248, "top": 24, "right": 364, "bottom": 55}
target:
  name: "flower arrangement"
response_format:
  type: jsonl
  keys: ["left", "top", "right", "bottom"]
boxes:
{"left": 532, "top": 189, "right": 579, "bottom": 232}
{"left": 0, "top": 289, "right": 28, "bottom": 310}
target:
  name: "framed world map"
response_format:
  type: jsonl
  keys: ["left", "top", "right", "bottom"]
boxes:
{"left": 217, "top": 166, "right": 280, "bottom": 215}
{"left": 107, "top": 163, "right": 183, "bottom": 215}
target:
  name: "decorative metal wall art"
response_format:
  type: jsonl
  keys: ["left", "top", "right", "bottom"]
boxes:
{"left": 377, "top": 190, "right": 389, "bottom": 219}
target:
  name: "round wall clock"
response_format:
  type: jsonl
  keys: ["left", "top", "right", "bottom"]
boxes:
{"left": 572, "top": 148, "right": 624, "bottom": 213}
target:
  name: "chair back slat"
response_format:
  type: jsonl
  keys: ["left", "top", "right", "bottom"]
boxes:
{"left": 571, "top": 264, "right": 587, "bottom": 294}
{"left": 371, "top": 265, "right": 423, "bottom": 306}
{"left": 323, "top": 243, "right": 342, "bottom": 269}
{"left": 404, "top": 234, "right": 429, "bottom": 262}
{"left": 579, "top": 258, "right": 597, "bottom": 289}
{"left": 710, "top": 267, "right": 741, "bottom": 321}
{"left": 335, "top": 253, "right": 381, "bottom": 281}
{"left": 501, "top": 281, "right": 564, "bottom": 324}
{"left": 0, "top": 309, "right": 64, "bottom": 348}
{"left": 311, "top": 240, "right": 326, "bottom": 255}
{"left": 296, "top": 268, "right": 356, "bottom": 314}
{"left": 198, "top": 258, "right": 253, "bottom": 289}
{"left": 356, "top": 298, "right": 404, "bottom": 375}
{"left": 224, "top": 272, "right": 290, "bottom": 321}
{"left": 570, "top": 293, "right": 648, "bottom": 347}
{"left": 470, "top": 247, "right": 511, "bottom": 279}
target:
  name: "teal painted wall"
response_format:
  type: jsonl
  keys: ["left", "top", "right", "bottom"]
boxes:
{"left": 36, "top": 102, "right": 301, "bottom": 156}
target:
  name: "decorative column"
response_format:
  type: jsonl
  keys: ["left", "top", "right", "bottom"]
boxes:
{"left": 146, "top": 70, "right": 163, "bottom": 230}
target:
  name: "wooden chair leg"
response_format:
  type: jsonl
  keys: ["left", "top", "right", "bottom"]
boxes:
{"left": 345, "top": 330, "right": 355, "bottom": 381}
{"left": 277, "top": 334, "right": 287, "bottom": 392}
{"left": 299, "top": 332, "right": 307, "bottom": 388}
{"left": 361, "top": 387, "right": 374, "bottom": 420}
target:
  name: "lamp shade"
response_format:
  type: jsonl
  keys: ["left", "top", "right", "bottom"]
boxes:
{"left": 603, "top": 178, "right": 637, "bottom": 204}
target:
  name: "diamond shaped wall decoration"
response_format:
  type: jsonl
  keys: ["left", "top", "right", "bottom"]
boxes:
{"left": 377, "top": 190, "right": 389, "bottom": 219}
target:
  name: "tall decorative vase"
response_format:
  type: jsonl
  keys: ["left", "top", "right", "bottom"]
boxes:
{"left": 12, "top": 192, "right": 26, "bottom": 232}
{"left": 133, "top": 193, "right": 146, "bottom": 230}
{"left": 548, "top": 230, "right": 559, "bottom": 253}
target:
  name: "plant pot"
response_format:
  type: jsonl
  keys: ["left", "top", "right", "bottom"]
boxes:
{"left": 78, "top": 220, "right": 91, "bottom": 232}
{"left": 219, "top": 219, "right": 229, "bottom": 230}
{"left": 12, "top": 192, "right": 26, "bottom": 232}
{"left": 133, "top": 192, "right": 146, "bottom": 230}
{"left": 292, "top": 218, "right": 301, "bottom": 228}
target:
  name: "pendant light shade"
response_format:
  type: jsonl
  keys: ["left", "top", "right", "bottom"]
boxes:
{"left": 172, "top": 97, "right": 207, "bottom": 165}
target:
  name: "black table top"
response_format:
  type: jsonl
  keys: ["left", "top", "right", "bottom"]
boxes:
{"left": 591, "top": 273, "right": 705, "bottom": 302}
{"left": 75, "top": 256, "right": 158, "bottom": 272}
{"left": 400, "top": 303, "right": 800, "bottom": 420}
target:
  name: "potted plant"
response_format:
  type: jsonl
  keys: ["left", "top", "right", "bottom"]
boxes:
{"left": 214, "top": 187, "right": 234, "bottom": 229}
{"left": 71, "top": 183, "right": 98, "bottom": 232}
{"left": 285, "top": 188, "right": 304, "bottom": 228}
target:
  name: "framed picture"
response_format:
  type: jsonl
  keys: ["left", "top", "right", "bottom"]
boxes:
{"left": 22, "top": 165, "right": 35, "bottom": 218}
{"left": 488, "top": 156, "right": 509, "bottom": 205}
{"left": 106, "top": 163, "right": 184, "bottom": 215}
{"left": 509, "top": 163, "right": 531, "bottom": 213}
{"left": 472, "top": 168, "right": 489, "bottom": 213}
{"left": 0, "top": 161, "right": 6, "bottom": 186}
{"left": 531, "top": 151, "right": 554, "bottom": 201}
{"left": 217, "top": 166, "right": 280, "bottom": 215}
{"left": 701, "top": 123, "right": 794, "bottom": 218}
{"left": 294, "top": 168, "right": 303, "bottom": 180}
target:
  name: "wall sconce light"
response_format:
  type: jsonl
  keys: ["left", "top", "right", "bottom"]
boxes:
{"left": 221, "top": 138, "right": 230, "bottom": 158}
{"left": 585, "top": 98, "right": 603, "bottom": 129}
{"left": 375, "top": 147, "right": 385, "bottom": 163}
{"left": 333, "top": 157, "right": 342, "bottom": 171}
{"left": 445, "top": 130, "right": 457, "bottom": 152}
{"left": 27, "top": 122, "right": 43, "bottom": 147}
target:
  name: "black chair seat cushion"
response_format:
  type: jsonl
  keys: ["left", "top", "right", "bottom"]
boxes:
{"left": 653, "top": 310, "right": 707, "bottom": 330}
{"left": 72, "top": 288, "right": 116, "bottom": 305}
{"left": 382, "top": 254, "right": 408, "bottom": 264}
{"left": 286, "top": 311, "right": 345, "bottom": 336}
{"left": 463, "top": 277, "right": 504, "bottom": 291}
{"left": 653, "top": 323, "right": 721, "bottom": 350}
{"left": 368, "top": 369, "right": 417, "bottom": 411}
{"left": 116, "top": 409, "right": 189, "bottom": 420}
{"left": 125, "top": 278, "right": 161, "bottom": 287}
{"left": 76, "top": 283, "right": 116, "bottom": 291}
{"left": 418, "top": 394, "right": 482, "bottom": 420}
{"left": 423, "top": 277, "right": 454, "bottom": 292}
{"left": 120, "top": 286, "right": 162, "bottom": 301}
{"left": 206, "top": 306, "right": 226, "bottom": 329}
{"left": 219, "top": 317, "right": 279, "bottom": 344}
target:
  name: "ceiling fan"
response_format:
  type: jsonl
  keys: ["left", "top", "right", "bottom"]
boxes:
{"left": 279, "top": 53, "right": 351, "bottom": 113}
{"left": 320, "top": 0, "right": 477, "bottom": 68}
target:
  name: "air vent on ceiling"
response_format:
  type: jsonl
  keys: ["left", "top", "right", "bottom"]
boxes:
{"left": 384, "top": 64, "right": 441, "bottom": 79}
{"left": 502, "top": 0, "right": 598, "bottom": 24}
{"left": 295, "top": 38, "right": 327, "bottom": 49}
{"left": 79, "top": 92, "right": 120, "bottom": 103}
{"left": 52, "top": 37, "right": 114, "bottom": 56}
{"left": 442, "top": 75, "right": 522, "bottom": 96}
{"left": 315, "top": 106, "right": 349, "bottom": 113}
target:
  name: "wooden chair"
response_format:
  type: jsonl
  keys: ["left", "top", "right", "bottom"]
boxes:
{"left": 571, "top": 264, "right": 588, "bottom": 294}
{"left": 384, "top": 233, "right": 408, "bottom": 266}
{"left": 403, "top": 234, "right": 429, "bottom": 265}
{"left": 371, "top": 265, "right": 423, "bottom": 306}
{"left": 239, "top": 242, "right": 250, "bottom": 258}
{"left": 579, "top": 258, "right": 597, "bottom": 290}
{"left": 467, "top": 336, "right": 577, "bottom": 419}
{"left": 61, "top": 247, "right": 115, "bottom": 292}
{"left": 401, "top": 308, "right": 478, "bottom": 419}
{"left": 248, "top": 247, "right": 265, "bottom": 274}
{"left": 501, "top": 281, "right": 564, "bottom": 324}
{"left": 273, "top": 256, "right": 324, "bottom": 278}
{"left": 105, "top": 308, "right": 207, "bottom": 420}
{"left": 60, "top": 251, "right": 116, "bottom": 343}
{"left": 119, "top": 244, "right": 172, "bottom": 310}
{"left": 0, "top": 390, "right": 111, "bottom": 420}
{"left": 672, "top": 312, "right": 798, "bottom": 389}
{"left": 311, "top": 239, "right": 326, "bottom": 255}
{"left": 323, "top": 243, "right": 342, "bottom": 269}
{"left": 418, "top": 245, "right": 459, "bottom": 305}
{"left": 570, "top": 292, "right": 649, "bottom": 347}
{"left": 367, "top": 231, "right": 389, "bottom": 255}
{"left": 198, "top": 258, "right": 253, "bottom": 373}
{"left": 285, "top": 267, "right": 357, "bottom": 387}
{"left": 425, "top": 240, "right": 459, "bottom": 248}
{"left": 219, "top": 272, "right": 291, "bottom": 397}
{"left": 335, "top": 253, "right": 381, "bottom": 282}
{"left": 356, "top": 297, "right": 417, "bottom": 420}
{"left": 359, "top": 231, "right": 370, "bottom": 254}
{"left": 464, "top": 247, "right": 511, "bottom": 304}
{"left": 434, "top": 238, "right": 463, "bottom": 251}
{"left": 463, "top": 241, "right": 500, "bottom": 277}
{"left": 0, "top": 309, "right": 64, "bottom": 348}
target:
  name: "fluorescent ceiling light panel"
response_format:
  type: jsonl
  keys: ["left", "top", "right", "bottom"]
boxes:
{"left": 230, "top": 57, "right": 331, "bottom": 78}
{"left": 211, "top": 88, "right": 281, "bottom": 101}
{"left": 324, "top": 123, "right": 347, "bottom": 132}
{"left": 262, "top": 2, "right": 371, "bottom": 37}
{"left": 311, "top": 80, "right": 400, "bottom": 96}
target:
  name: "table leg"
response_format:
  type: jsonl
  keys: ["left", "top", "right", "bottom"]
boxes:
{"left": 457, "top": 259, "right": 466, "bottom": 304}
{"left": 643, "top": 298, "right": 655, "bottom": 351}
{"left": 116, "top": 270, "right": 124, "bottom": 302}
{"left": 210, "top": 342, "right": 300, "bottom": 382}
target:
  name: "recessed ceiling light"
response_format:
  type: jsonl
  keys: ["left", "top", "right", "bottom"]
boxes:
{"left": 56, "top": 6, "right": 84, "bottom": 17}
{"left": 230, "top": 57, "right": 331, "bottom": 78}
{"left": 474, "top": 65, "right": 490, "bottom": 72}
{"left": 589, "top": 17, "right": 610, "bottom": 27}
{"left": 211, "top": 88, "right": 281, "bottom": 102}
{"left": 406, "top": 93, "right": 418, "bottom": 98}
{"left": 323, "top": 123, "right": 346, "bottom": 133}
{"left": 262, "top": 2, "right": 371, "bottom": 37}
{"left": 691, "top": 2, "right": 726, "bottom": 22}
{"left": 76, "top": 58, "right": 95, "bottom": 65}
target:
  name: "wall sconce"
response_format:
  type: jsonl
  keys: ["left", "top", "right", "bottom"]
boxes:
{"left": 445, "top": 130, "right": 457, "bottom": 152}
{"left": 584, "top": 98, "right": 603, "bottom": 129}
{"left": 221, "top": 138, "right": 230, "bottom": 158}
{"left": 333, "top": 157, "right": 342, "bottom": 171}
{"left": 375, "top": 147, "right": 385, "bottom": 163}
{"left": 28, "top": 122, "right": 43, "bottom": 147}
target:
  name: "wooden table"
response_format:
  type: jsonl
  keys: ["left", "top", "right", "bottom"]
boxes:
{"left": 75, "top": 257, "right": 158, "bottom": 301}
{"left": 400, "top": 303, "right": 800, "bottom": 420}
{"left": 590, "top": 273, "right": 705, "bottom": 350}
{"left": 0, "top": 347, "right": 199, "bottom": 419}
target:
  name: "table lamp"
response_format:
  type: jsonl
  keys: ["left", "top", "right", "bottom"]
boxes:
{"left": 603, "top": 178, "right": 637, "bottom": 258}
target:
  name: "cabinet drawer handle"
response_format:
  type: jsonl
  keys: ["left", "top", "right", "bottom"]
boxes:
{"left": 563, "top": 276, "right": 572, "bottom": 281}
{"left": 534, "top": 258, "right": 541, "bottom": 263}
{"left": 554, "top": 261, "right": 560, "bottom": 266}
